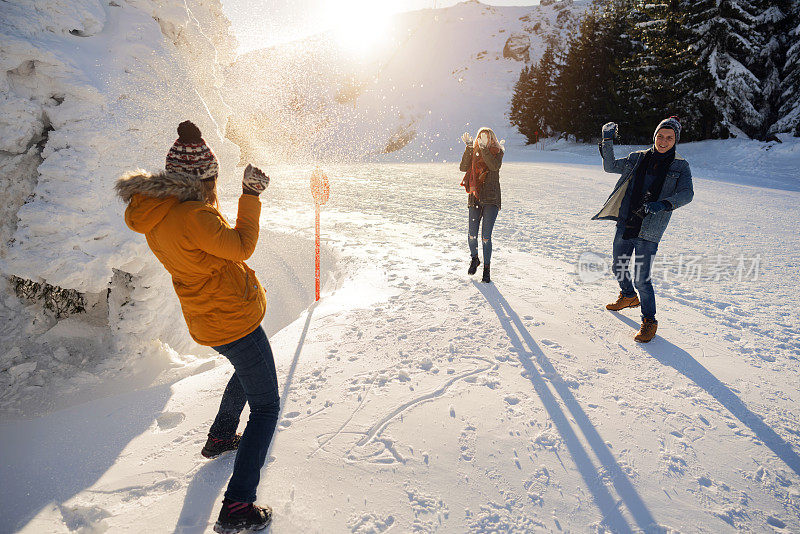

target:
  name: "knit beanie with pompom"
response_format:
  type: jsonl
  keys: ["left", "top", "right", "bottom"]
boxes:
{"left": 165, "top": 121, "right": 219, "bottom": 181}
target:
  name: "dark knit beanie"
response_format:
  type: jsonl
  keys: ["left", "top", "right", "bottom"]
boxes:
{"left": 166, "top": 121, "right": 219, "bottom": 181}
{"left": 654, "top": 116, "right": 681, "bottom": 144}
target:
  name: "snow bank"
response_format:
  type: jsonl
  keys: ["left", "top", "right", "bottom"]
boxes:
{"left": 0, "top": 0, "right": 270, "bottom": 418}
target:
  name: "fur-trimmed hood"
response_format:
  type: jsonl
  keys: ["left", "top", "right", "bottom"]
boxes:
{"left": 116, "top": 170, "right": 205, "bottom": 234}
{"left": 115, "top": 169, "right": 204, "bottom": 204}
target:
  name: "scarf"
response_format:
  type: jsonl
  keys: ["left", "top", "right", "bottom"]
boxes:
{"left": 623, "top": 146, "right": 675, "bottom": 238}
{"left": 460, "top": 146, "right": 498, "bottom": 200}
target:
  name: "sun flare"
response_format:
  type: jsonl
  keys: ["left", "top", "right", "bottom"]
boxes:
{"left": 324, "top": 0, "right": 393, "bottom": 54}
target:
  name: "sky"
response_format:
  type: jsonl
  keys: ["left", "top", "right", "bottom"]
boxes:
{"left": 221, "top": 0, "right": 539, "bottom": 53}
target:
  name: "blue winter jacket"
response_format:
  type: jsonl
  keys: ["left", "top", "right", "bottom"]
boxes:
{"left": 592, "top": 139, "right": 694, "bottom": 243}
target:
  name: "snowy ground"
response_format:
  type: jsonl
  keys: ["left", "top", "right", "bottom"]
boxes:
{"left": 2, "top": 156, "right": 800, "bottom": 533}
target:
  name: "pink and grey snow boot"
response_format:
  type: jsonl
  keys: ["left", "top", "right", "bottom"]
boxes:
{"left": 213, "top": 499, "right": 272, "bottom": 534}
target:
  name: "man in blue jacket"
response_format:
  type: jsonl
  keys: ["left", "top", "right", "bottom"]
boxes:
{"left": 593, "top": 117, "right": 694, "bottom": 342}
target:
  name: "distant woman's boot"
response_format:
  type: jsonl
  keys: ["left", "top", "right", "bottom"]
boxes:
{"left": 468, "top": 255, "right": 480, "bottom": 275}
{"left": 481, "top": 263, "right": 491, "bottom": 283}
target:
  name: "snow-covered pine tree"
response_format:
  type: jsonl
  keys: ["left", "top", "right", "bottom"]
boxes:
{"left": 509, "top": 46, "right": 560, "bottom": 143}
{"left": 554, "top": 3, "right": 634, "bottom": 141}
{"left": 622, "top": 0, "right": 721, "bottom": 142}
{"left": 509, "top": 65, "right": 537, "bottom": 143}
{"left": 771, "top": 0, "right": 800, "bottom": 136}
{"left": 533, "top": 45, "right": 561, "bottom": 137}
{"left": 685, "top": 0, "right": 766, "bottom": 138}
{"left": 757, "top": 0, "right": 790, "bottom": 138}
{"left": 597, "top": 0, "right": 647, "bottom": 143}
{"left": 552, "top": 8, "right": 599, "bottom": 140}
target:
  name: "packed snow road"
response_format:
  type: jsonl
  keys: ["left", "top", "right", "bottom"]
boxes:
{"left": 4, "top": 161, "right": 800, "bottom": 533}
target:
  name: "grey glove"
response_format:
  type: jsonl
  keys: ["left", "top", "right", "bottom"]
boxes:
{"left": 242, "top": 164, "right": 269, "bottom": 196}
{"left": 602, "top": 122, "right": 618, "bottom": 140}
{"left": 461, "top": 132, "right": 473, "bottom": 146}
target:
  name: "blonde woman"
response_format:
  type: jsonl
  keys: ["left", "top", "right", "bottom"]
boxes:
{"left": 459, "top": 127, "right": 504, "bottom": 283}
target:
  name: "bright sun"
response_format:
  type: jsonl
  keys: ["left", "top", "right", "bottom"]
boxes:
{"left": 324, "top": 0, "right": 393, "bottom": 54}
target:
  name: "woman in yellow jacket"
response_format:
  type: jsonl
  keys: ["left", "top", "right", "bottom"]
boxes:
{"left": 115, "top": 121, "right": 274, "bottom": 534}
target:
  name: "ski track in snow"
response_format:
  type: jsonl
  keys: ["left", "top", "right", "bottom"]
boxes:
{"left": 3, "top": 162, "right": 800, "bottom": 533}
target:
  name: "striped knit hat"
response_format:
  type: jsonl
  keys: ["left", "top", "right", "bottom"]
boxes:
{"left": 165, "top": 121, "right": 219, "bottom": 181}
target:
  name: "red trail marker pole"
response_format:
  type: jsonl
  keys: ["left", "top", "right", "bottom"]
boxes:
{"left": 310, "top": 168, "right": 330, "bottom": 302}
{"left": 315, "top": 204, "right": 321, "bottom": 301}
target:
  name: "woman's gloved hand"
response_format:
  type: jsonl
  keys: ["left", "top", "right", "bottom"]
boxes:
{"left": 461, "top": 132, "right": 473, "bottom": 146}
{"left": 477, "top": 131, "right": 490, "bottom": 150}
{"left": 602, "top": 122, "right": 618, "bottom": 140}
{"left": 242, "top": 164, "right": 269, "bottom": 196}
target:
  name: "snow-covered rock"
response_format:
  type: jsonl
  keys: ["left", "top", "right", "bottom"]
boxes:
{"left": 0, "top": 0, "right": 241, "bottom": 416}
{"left": 502, "top": 33, "right": 531, "bottom": 62}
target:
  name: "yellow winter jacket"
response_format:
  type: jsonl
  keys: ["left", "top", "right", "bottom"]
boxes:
{"left": 115, "top": 170, "right": 266, "bottom": 346}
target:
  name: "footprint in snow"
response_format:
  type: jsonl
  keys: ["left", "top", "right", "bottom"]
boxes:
{"left": 698, "top": 476, "right": 712, "bottom": 487}
{"left": 767, "top": 516, "right": 787, "bottom": 529}
{"left": 59, "top": 505, "right": 111, "bottom": 532}
{"left": 155, "top": 411, "right": 184, "bottom": 431}
{"left": 279, "top": 420, "right": 293, "bottom": 428}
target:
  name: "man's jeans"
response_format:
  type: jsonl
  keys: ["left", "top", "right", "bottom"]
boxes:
{"left": 612, "top": 226, "right": 659, "bottom": 320}
{"left": 210, "top": 326, "right": 280, "bottom": 503}
{"left": 468, "top": 203, "right": 499, "bottom": 264}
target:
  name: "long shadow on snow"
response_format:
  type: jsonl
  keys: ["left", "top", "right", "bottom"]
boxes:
{"left": 173, "top": 304, "right": 316, "bottom": 533}
{"left": 613, "top": 313, "right": 800, "bottom": 478}
{"left": 475, "top": 282, "right": 659, "bottom": 534}
{"left": 0, "top": 384, "right": 172, "bottom": 531}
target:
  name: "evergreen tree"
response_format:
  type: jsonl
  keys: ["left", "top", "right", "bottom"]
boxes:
{"left": 509, "top": 0, "right": 799, "bottom": 141}
{"left": 621, "top": 0, "right": 722, "bottom": 142}
{"left": 593, "top": 0, "right": 640, "bottom": 141}
{"left": 755, "top": 0, "right": 787, "bottom": 137}
{"left": 509, "top": 64, "right": 537, "bottom": 143}
{"left": 554, "top": 4, "right": 633, "bottom": 141}
{"left": 771, "top": 0, "right": 800, "bottom": 135}
{"left": 555, "top": 8, "right": 604, "bottom": 140}
{"left": 531, "top": 46, "right": 560, "bottom": 139}
{"left": 685, "top": 0, "right": 766, "bottom": 138}
{"left": 509, "top": 46, "right": 561, "bottom": 143}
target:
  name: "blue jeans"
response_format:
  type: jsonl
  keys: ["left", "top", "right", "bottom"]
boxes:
{"left": 612, "top": 226, "right": 659, "bottom": 320}
{"left": 468, "top": 204, "right": 499, "bottom": 264}
{"left": 210, "top": 326, "right": 280, "bottom": 503}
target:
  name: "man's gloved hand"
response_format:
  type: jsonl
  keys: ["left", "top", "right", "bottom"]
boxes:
{"left": 602, "top": 122, "right": 618, "bottom": 140}
{"left": 644, "top": 201, "right": 667, "bottom": 214}
{"left": 242, "top": 164, "right": 269, "bottom": 196}
{"left": 461, "top": 132, "right": 473, "bottom": 146}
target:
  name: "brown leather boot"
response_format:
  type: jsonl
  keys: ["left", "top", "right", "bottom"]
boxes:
{"left": 606, "top": 292, "right": 640, "bottom": 311}
{"left": 634, "top": 317, "right": 658, "bottom": 343}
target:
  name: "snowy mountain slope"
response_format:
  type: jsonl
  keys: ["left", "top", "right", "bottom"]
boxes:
{"left": 223, "top": 0, "right": 588, "bottom": 164}
{"left": 0, "top": 0, "right": 252, "bottom": 419}
{"left": 3, "top": 160, "right": 798, "bottom": 533}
